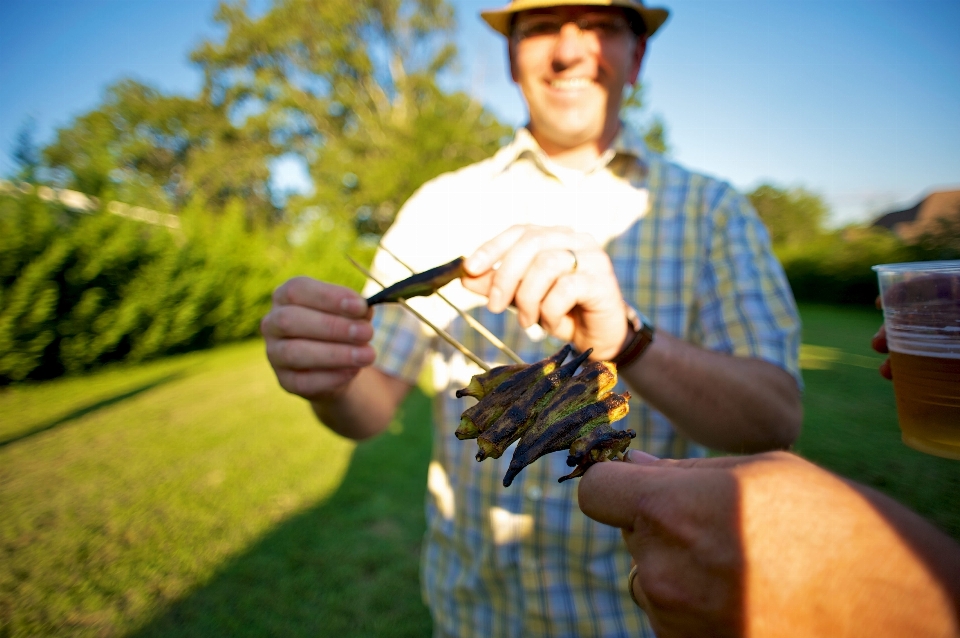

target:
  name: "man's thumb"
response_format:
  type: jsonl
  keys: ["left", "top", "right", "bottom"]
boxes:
{"left": 624, "top": 449, "right": 660, "bottom": 464}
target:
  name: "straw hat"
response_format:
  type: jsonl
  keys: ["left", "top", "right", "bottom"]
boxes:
{"left": 481, "top": 0, "right": 669, "bottom": 38}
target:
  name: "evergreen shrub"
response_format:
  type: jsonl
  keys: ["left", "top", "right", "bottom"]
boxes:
{"left": 0, "top": 194, "right": 363, "bottom": 383}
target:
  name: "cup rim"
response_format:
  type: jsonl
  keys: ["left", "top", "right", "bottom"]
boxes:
{"left": 872, "top": 259, "right": 960, "bottom": 274}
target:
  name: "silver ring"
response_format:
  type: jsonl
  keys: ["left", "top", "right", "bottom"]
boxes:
{"left": 566, "top": 249, "right": 578, "bottom": 274}
{"left": 627, "top": 564, "right": 644, "bottom": 608}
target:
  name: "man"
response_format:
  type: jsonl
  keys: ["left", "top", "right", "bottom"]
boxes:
{"left": 261, "top": 1, "right": 802, "bottom": 635}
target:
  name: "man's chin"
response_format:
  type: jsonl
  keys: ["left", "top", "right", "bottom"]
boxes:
{"left": 534, "top": 121, "right": 604, "bottom": 150}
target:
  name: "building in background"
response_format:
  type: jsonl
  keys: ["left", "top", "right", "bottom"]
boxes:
{"left": 873, "top": 190, "right": 960, "bottom": 241}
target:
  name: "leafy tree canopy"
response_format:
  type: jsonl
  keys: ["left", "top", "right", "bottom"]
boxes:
{"left": 43, "top": 79, "right": 277, "bottom": 220}
{"left": 621, "top": 83, "right": 670, "bottom": 155}
{"left": 194, "top": 0, "right": 511, "bottom": 236}
{"left": 12, "top": 118, "right": 41, "bottom": 184}
{"left": 747, "top": 183, "right": 829, "bottom": 248}
{"left": 40, "top": 0, "right": 511, "bottom": 234}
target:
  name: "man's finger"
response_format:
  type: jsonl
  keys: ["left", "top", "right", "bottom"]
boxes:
{"left": 879, "top": 357, "right": 893, "bottom": 380}
{"left": 624, "top": 450, "right": 660, "bottom": 464}
{"left": 579, "top": 452, "right": 767, "bottom": 528}
{"left": 463, "top": 225, "right": 529, "bottom": 275}
{"left": 486, "top": 236, "right": 550, "bottom": 313}
{"left": 513, "top": 250, "right": 580, "bottom": 327}
{"left": 638, "top": 455, "right": 759, "bottom": 470}
{"left": 273, "top": 277, "right": 368, "bottom": 316}
{"left": 262, "top": 305, "right": 373, "bottom": 343}
{"left": 577, "top": 461, "right": 658, "bottom": 529}
{"left": 871, "top": 324, "right": 889, "bottom": 354}
{"left": 266, "top": 338, "right": 375, "bottom": 371}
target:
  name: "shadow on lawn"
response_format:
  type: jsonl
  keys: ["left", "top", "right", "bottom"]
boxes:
{"left": 129, "top": 388, "right": 435, "bottom": 638}
{"left": 0, "top": 372, "right": 184, "bottom": 448}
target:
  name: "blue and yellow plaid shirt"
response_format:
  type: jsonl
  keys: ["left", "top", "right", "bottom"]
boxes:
{"left": 367, "top": 126, "right": 801, "bottom": 638}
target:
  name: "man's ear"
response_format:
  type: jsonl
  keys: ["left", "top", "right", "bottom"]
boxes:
{"left": 628, "top": 34, "right": 647, "bottom": 85}
{"left": 508, "top": 39, "right": 519, "bottom": 83}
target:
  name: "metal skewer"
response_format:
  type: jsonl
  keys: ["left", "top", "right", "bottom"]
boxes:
{"left": 347, "top": 255, "right": 491, "bottom": 372}
{"left": 377, "top": 244, "right": 525, "bottom": 365}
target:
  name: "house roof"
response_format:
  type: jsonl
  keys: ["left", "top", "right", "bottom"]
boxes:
{"left": 872, "top": 189, "right": 960, "bottom": 240}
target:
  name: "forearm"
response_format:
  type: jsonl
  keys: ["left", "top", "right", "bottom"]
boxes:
{"left": 852, "top": 480, "right": 960, "bottom": 616}
{"left": 746, "top": 466, "right": 960, "bottom": 637}
{"left": 620, "top": 331, "right": 802, "bottom": 452}
{"left": 311, "top": 367, "right": 412, "bottom": 441}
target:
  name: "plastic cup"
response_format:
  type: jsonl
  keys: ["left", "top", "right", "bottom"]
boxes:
{"left": 873, "top": 260, "right": 960, "bottom": 460}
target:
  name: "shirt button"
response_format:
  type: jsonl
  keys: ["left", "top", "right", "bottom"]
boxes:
{"left": 526, "top": 486, "right": 543, "bottom": 501}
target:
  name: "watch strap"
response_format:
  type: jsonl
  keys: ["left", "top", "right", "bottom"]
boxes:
{"left": 611, "top": 305, "right": 655, "bottom": 369}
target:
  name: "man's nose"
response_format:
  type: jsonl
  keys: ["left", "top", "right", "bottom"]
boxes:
{"left": 551, "top": 21, "right": 587, "bottom": 68}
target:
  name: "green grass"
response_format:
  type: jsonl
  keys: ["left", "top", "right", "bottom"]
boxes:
{"left": 1, "top": 304, "right": 958, "bottom": 637}
{"left": 0, "top": 340, "right": 433, "bottom": 637}
{"left": 794, "top": 303, "right": 960, "bottom": 539}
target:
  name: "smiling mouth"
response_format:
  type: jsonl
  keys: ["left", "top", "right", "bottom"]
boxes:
{"left": 549, "top": 77, "right": 593, "bottom": 91}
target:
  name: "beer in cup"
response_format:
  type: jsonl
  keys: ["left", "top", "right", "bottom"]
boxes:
{"left": 873, "top": 260, "right": 960, "bottom": 460}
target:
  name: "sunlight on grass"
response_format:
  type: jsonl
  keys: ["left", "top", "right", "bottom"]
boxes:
{"left": 799, "top": 343, "right": 884, "bottom": 370}
{"left": 795, "top": 303, "right": 960, "bottom": 540}
{"left": 0, "top": 340, "right": 355, "bottom": 637}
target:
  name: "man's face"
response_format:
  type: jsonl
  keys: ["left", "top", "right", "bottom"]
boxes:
{"left": 508, "top": 5, "right": 646, "bottom": 152}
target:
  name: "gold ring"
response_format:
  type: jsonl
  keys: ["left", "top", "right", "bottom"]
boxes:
{"left": 627, "top": 564, "right": 643, "bottom": 608}
{"left": 566, "top": 249, "right": 578, "bottom": 274}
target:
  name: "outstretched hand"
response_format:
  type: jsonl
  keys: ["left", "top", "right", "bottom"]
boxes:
{"left": 461, "top": 224, "right": 628, "bottom": 361}
{"left": 261, "top": 277, "right": 375, "bottom": 401}
{"left": 578, "top": 451, "right": 960, "bottom": 638}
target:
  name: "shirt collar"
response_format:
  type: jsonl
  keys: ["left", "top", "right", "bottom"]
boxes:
{"left": 491, "top": 122, "right": 650, "bottom": 176}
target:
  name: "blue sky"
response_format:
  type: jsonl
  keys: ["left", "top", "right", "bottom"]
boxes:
{"left": 2, "top": 0, "right": 958, "bottom": 225}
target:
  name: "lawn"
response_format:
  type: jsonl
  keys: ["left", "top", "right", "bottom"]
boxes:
{"left": 0, "top": 341, "right": 433, "bottom": 637}
{"left": 1, "top": 304, "right": 957, "bottom": 637}
{"left": 795, "top": 303, "right": 960, "bottom": 538}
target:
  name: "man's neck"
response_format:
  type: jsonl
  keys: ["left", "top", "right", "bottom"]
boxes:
{"left": 531, "top": 122, "right": 620, "bottom": 171}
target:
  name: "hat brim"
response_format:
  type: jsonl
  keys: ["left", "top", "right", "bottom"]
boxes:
{"left": 481, "top": 0, "right": 669, "bottom": 38}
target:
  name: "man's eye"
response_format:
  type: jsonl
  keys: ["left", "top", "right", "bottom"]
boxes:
{"left": 581, "top": 18, "right": 625, "bottom": 34}
{"left": 520, "top": 21, "right": 561, "bottom": 37}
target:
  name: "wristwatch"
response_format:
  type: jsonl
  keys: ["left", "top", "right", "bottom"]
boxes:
{"left": 611, "top": 304, "right": 655, "bottom": 369}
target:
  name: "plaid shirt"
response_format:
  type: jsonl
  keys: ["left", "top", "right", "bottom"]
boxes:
{"left": 367, "top": 126, "right": 801, "bottom": 638}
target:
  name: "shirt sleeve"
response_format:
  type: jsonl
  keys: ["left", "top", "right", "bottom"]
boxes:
{"left": 366, "top": 184, "right": 445, "bottom": 387}
{"left": 695, "top": 184, "right": 803, "bottom": 388}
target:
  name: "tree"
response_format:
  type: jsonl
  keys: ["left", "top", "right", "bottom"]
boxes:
{"left": 747, "top": 183, "right": 828, "bottom": 248}
{"left": 621, "top": 84, "right": 670, "bottom": 155}
{"left": 192, "top": 0, "right": 510, "bottom": 237}
{"left": 10, "top": 118, "right": 41, "bottom": 183}
{"left": 43, "top": 79, "right": 279, "bottom": 220}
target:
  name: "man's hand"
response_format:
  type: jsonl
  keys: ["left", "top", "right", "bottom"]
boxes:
{"left": 462, "top": 225, "right": 628, "bottom": 361}
{"left": 578, "top": 451, "right": 960, "bottom": 638}
{"left": 872, "top": 324, "right": 893, "bottom": 380}
{"left": 462, "top": 224, "right": 800, "bottom": 452}
{"left": 261, "top": 277, "right": 376, "bottom": 402}
{"left": 873, "top": 296, "right": 893, "bottom": 380}
{"left": 261, "top": 277, "right": 411, "bottom": 440}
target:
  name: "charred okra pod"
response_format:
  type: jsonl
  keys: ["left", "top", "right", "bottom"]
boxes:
{"left": 456, "top": 363, "right": 528, "bottom": 400}
{"left": 475, "top": 348, "right": 592, "bottom": 461}
{"left": 558, "top": 424, "right": 637, "bottom": 483}
{"left": 455, "top": 345, "right": 572, "bottom": 440}
{"left": 365, "top": 256, "right": 465, "bottom": 305}
{"left": 502, "top": 391, "right": 631, "bottom": 487}
{"left": 534, "top": 361, "right": 618, "bottom": 422}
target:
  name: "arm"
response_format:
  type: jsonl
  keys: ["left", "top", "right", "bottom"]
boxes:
{"left": 261, "top": 276, "right": 413, "bottom": 440}
{"left": 620, "top": 331, "right": 801, "bottom": 452}
{"left": 461, "top": 224, "right": 800, "bottom": 453}
{"left": 578, "top": 451, "right": 960, "bottom": 638}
